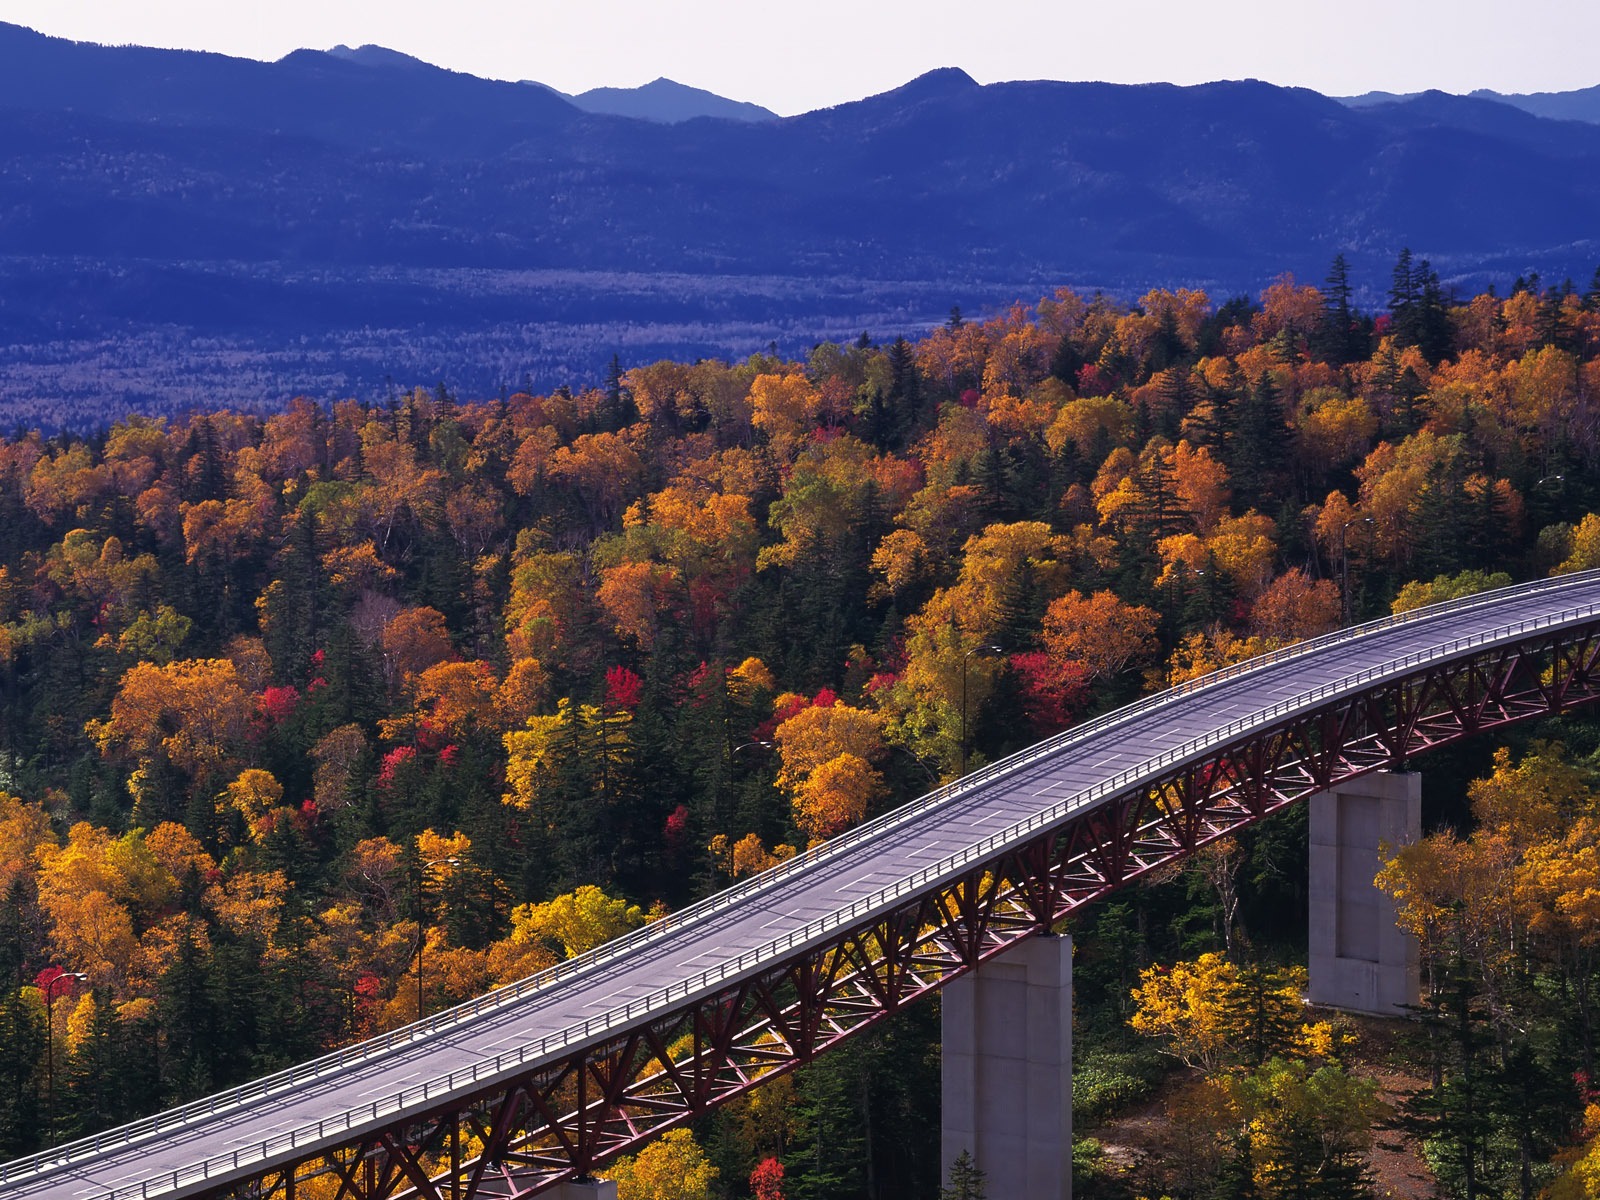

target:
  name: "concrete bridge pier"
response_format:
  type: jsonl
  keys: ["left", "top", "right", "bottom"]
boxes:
{"left": 941, "top": 932, "right": 1072, "bottom": 1200}
{"left": 1308, "top": 770, "right": 1421, "bottom": 1014}
{"left": 551, "top": 1179, "right": 618, "bottom": 1200}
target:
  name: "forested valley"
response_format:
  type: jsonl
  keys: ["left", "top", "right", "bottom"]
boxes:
{"left": 6, "top": 257, "right": 1600, "bottom": 1198}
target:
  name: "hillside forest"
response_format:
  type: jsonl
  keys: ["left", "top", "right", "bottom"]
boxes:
{"left": 5, "top": 256, "right": 1600, "bottom": 1198}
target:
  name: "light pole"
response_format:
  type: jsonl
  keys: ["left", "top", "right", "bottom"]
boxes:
{"left": 960, "top": 643, "right": 1005, "bottom": 777}
{"left": 41, "top": 970, "right": 87, "bottom": 1145}
{"left": 1339, "top": 517, "right": 1374, "bottom": 626}
{"left": 415, "top": 857, "right": 460, "bottom": 1020}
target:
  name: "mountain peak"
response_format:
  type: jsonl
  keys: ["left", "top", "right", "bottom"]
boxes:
{"left": 323, "top": 44, "right": 436, "bottom": 71}
{"left": 856, "top": 67, "right": 981, "bottom": 110}
{"left": 567, "top": 77, "right": 776, "bottom": 123}
{"left": 899, "top": 67, "right": 980, "bottom": 95}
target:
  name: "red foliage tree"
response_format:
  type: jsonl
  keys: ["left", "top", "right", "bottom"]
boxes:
{"left": 604, "top": 665, "right": 644, "bottom": 711}
{"left": 750, "top": 1156, "right": 785, "bottom": 1200}
{"left": 258, "top": 685, "right": 300, "bottom": 725}
{"left": 1008, "top": 651, "right": 1090, "bottom": 736}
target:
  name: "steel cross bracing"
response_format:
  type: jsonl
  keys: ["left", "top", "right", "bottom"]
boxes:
{"left": 8, "top": 571, "right": 1600, "bottom": 1200}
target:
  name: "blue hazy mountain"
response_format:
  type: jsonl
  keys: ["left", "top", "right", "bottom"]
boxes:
{"left": 563, "top": 78, "right": 777, "bottom": 123}
{"left": 1342, "top": 85, "right": 1600, "bottom": 125}
{"left": 2, "top": 21, "right": 1599, "bottom": 424}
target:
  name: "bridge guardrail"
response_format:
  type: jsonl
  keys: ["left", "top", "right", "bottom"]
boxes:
{"left": 5, "top": 570, "right": 1599, "bottom": 1197}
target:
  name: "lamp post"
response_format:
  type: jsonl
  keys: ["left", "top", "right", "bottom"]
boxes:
{"left": 1339, "top": 517, "right": 1374, "bottom": 626}
{"left": 41, "top": 970, "right": 87, "bottom": 1145}
{"left": 960, "top": 643, "right": 1005, "bottom": 777}
{"left": 415, "top": 857, "right": 460, "bottom": 1020}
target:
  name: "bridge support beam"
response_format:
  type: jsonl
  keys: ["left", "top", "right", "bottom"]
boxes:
{"left": 941, "top": 932, "right": 1072, "bottom": 1200}
{"left": 1308, "top": 770, "right": 1421, "bottom": 1014}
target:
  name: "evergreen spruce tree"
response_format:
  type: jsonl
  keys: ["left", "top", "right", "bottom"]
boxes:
{"left": 1405, "top": 970, "right": 1495, "bottom": 1200}
{"left": 1148, "top": 306, "right": 1186, "bottom": 374}
{"left": 1486, "top": 1041, "right": 1577, "bottom": 1200}
{"left": 1207, "top": 1133, "right": 1261, "bottom": 1200}
{"left": 940, "top": 1148, "right": 987, "bottom": 1200}
{"left": 1218, "top": 964, "right": 1305, "bottom": 1067}
{"left": 1318, "top": 254, "right": 1361, "bottom": 365}
{"left": 1153, "top": 365, "right": 1192, "bottom": 439}
{"left": 886, "top": 336, "right": 923, "bottom": 446}
{"left": 1415, "top": 261, "right": 1454, "bottom": 364}
{"left": 1049, "top": 332, "right": 1087, "bottom": 390}
{"left": 1228, "top": 373, "right": 1291, "bottom": 508}
{"left": 786, "top": 1050, "right": 867, "bottom": 1200}
{"left": 156, "top": 929, "right": 219, "bottom": 1104}
{"left": 1387, "top": 248, "right": 1420, "bottom": 346}
{"left": 0, "top": 984, "right": 43, "bottom": 1156}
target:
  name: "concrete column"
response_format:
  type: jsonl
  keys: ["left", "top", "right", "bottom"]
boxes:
{"left": 941, "top": 933, "right": 1072, "bottom": 1200}
{"left": 551, "top": 1180, "right": 618, "bottom": 1200}
{"left": 1308, "top": 770, "right": 1421, "bottom": 1014}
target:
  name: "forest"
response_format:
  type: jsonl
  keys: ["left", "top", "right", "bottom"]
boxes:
{"left": 4, "top": 253, "right": 1600, "bottom": 1198}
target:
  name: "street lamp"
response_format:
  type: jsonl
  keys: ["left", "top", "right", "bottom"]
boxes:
{"left": 415, "top": 857, "right": 460, "bottom": 1020}
{"left": 1339, "top": 517, "right": 1374, "bottom": 626}
{"left": 960, "top": 643, "right": 1005, "bottom": 777}
{"left": 41, "top": 969, "right": 87, "bottom": 1145}
{"left": 1533, "top": 474, "right": 1566, "bottom": 509}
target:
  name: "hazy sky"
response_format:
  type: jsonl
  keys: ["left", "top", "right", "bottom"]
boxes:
{"left": 6, "top": 1, "right": 1597, "bottom": 115}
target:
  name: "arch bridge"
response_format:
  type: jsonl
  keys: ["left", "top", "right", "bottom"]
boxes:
{"left": 6, "top": 571, "right": 1600, "bottom": 1200}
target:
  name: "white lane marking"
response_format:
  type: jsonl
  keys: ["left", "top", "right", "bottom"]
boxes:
{"left": 359, "top": 1071, "right": 419, "bottom": 1097}
{"left": 759, "top": 908, "right": 804, "bottom": 930}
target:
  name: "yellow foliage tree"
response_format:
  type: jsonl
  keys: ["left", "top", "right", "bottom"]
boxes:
{"left": 1391, "top": 568, "right": 1513, "bottom": 614}
{"left": 792, "top": 752, "right": 883, "bottom": 840}
{"left": 0, "top": 792, "right": 54, "bottom": 895}
{"left": 1249, "top": 569, "right": 1339, "bottom": 642}
{"left": 220, "top": 768, "right": 284, "bottom": 828}
{"left": 1376, "top": 744, "right": 1596, "bottom": 1012}
{"left": 502, "top": 698, "right": 632, "bottom": 814}
{"left": 1545, "top": 1104, "right": 1600, "bottom": 1200}
{"left": 606, "top": 1128, "right": 719, "bottom": 1200}
{"left": 709, "top": 833, "right": 798, "bottom": 879}
{"left": 509, "top": 885, "right": 646, "bottom": 959}
{"left": 1555, "top": 512, "right": 1600, "bottom": 575}
{"left": 1130, "top": 953, "right": 1318, "bottom": 1074}
{"left": 1129, "top": 952, "right": 1242, "bottom": 1073}
{"left": 87, "top": 658, "right": 254, "bottom": 780}
{"left": 1041, "top": 590, "right": 1160, "bottom": 682}
{"left": 773, "top": 702, "right": 885, "bottom": 789}
{"left": 596, "top": 559, "right": 682, "bottom": 648}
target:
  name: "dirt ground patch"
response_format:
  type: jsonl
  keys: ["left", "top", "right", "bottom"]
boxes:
{"left": 1082, "top": 1008, "right": 1438, "bottom": 1197}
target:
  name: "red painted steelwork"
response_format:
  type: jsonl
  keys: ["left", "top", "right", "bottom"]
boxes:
{"left": 176, "top": 623, "right": 1600, "bottom": 1198}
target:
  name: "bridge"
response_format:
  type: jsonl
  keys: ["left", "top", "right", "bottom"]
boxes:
{"left": 5, "top": 571, "right": 1600, "bottom": 1200}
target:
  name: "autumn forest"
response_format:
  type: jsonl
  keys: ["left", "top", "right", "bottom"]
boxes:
{"left": 5, "top": 257, "right": 1600, "bottom": 1198}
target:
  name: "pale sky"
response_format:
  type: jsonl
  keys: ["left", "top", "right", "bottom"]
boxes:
{"left": 3, "top": 0, "right": 1597, "bottom": 116}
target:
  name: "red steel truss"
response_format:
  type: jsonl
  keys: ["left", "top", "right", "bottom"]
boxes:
{"left": 157, "top": 623, "right": 1600, "bottom": 1198}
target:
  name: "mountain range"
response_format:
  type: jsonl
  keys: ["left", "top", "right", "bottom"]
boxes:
{"left": 1, "top": 21, "right": 1598, "bottom": 429}
{"left": 1340, "top": 84, "right": 1600, "bottom": 125}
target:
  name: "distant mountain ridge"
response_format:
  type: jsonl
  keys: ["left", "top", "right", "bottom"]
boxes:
{"left": 1, "top": 21, "right": 1599, "bottom": 426}
{"left": 323, "top": 42, "right": 777, "bottom": 124}
{"left": 1341, "top": 84, "right": 1600, "bottom": 125}
{"left": 562, "top": 78, "right": 776, "bottom": 124}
